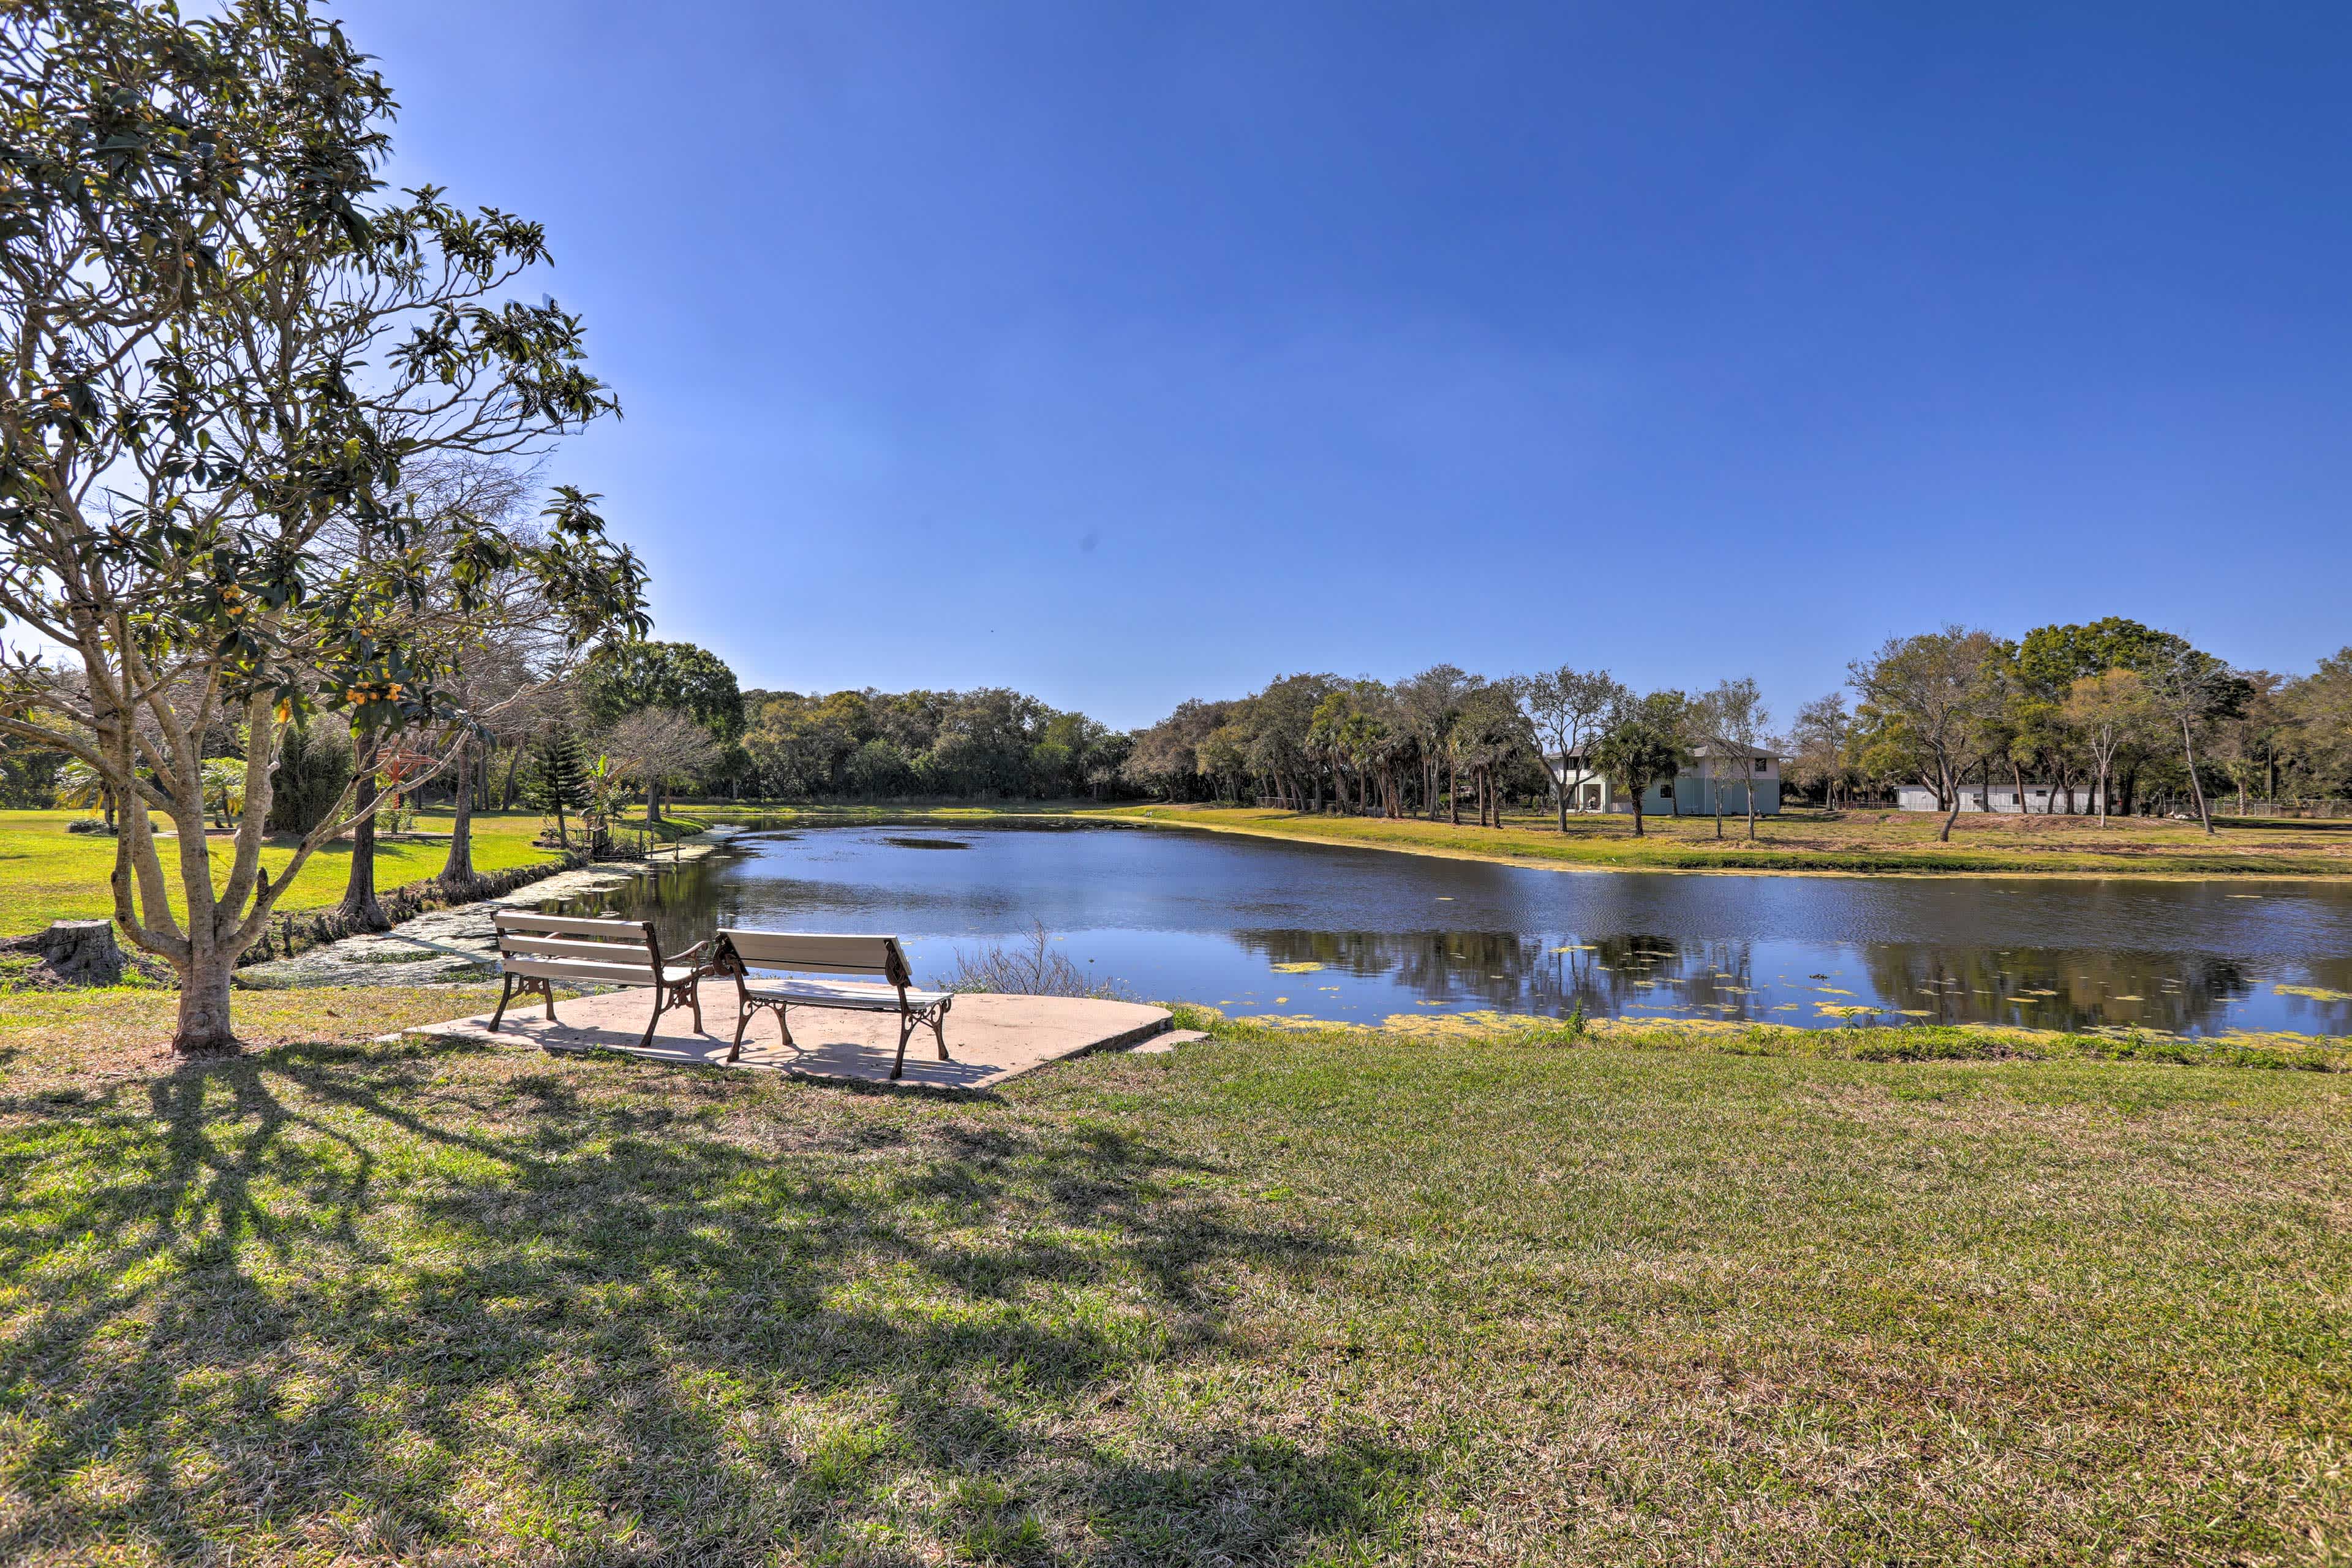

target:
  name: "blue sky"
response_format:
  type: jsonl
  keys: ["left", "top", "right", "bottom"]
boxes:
{"left": 363, "top": 2, "right": 2351, "bottom": 729}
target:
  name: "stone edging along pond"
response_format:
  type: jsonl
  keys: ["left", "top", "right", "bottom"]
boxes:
{"left": 235, "top": 831, "right": 739, "bottom": 990}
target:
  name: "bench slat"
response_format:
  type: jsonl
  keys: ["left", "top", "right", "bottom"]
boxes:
{"left": 745, "top": 979, "right": 950, "bottom": 1010}
{"left": 494, "top": 910, "right": 651, "bottom": 938}
{"left": 719, "top": 929, "right": 904, "bottom": 976}
{"left": 500, "top": 934, "right": 662, "bottom": 964}
{"left": 501, "top": 956, "right": 677, "bottom": 987}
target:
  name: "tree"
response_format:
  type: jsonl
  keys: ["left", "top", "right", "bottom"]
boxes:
{"left": 606, "top": 707, "right": 720, "bottom": 822}
{"left": 1449, "top": 681, "right": 1530, "bottom": 827}
{"left": 1849, "top": 627, "right": 2003, "bottom": 843}
{"left": 269, "top": 714, "right": 350, "bottom": 842}
{"left": 0, "top": 4, "right": 650, "bottom": 1052}
{"left": 581, "top": 641, "right": 745, "bottom": 741}
{"left": 2211, "top": 672, "right": 2289, "bottom": 815}
{"left": 1589, "top": 692, "right": 1684, "bottom": 838}
{"left": 55, "top": 756, "right": 114, "bottom": 830}
{"left": 1692, "top": 677, "right": 1770, "bottom": 841}
{"left": 1519, "top": 666, "right": 1628, "bottom": 830}
{"left": 1788, "top": 693, "right": 1855, "bottom": 807}
{"left": 2138, "top": 634, "right": 2248, "bottom": 835}
{"left": 2060, "top": 669, "right": 2151, "bottom": 827}
{"left": 2285, "top": 649, "right": 2352, "bottom": 798}
{"left": 523, "top": 726, "right": 589, "bottom": 848}
{"left": 1396, "top": 665, "right": 1473, "bottom": 823}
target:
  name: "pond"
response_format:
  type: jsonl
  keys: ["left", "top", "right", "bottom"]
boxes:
{"left": 581, "top": 820, "right": 2352, "bottom": 1038}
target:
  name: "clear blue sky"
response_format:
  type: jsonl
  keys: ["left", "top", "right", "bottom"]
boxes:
{"left": 364, "top": 2, "right": 2350, "bottom": 729}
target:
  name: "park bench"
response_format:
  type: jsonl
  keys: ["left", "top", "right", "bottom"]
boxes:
{"left": 709, "top": 929, "right": 953, "bottom": 1079}
{"left": 488, "top": 911, "right": 710, "bottom": 1048}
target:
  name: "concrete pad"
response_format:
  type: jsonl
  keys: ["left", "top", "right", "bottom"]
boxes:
{"left": 1129, "top": 1029, "right": 1210, "bottom": 1055}
{"left": 407, "top": 987, "right": 1172, "bottom": 1090}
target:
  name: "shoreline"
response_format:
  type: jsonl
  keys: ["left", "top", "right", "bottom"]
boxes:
{"left": 236, "top": 831, "right": 738, "bottom": 988}
{"left": 679, "top": 801, "right": 2352, "bottom": 882}
{"left": 1089, "top": 805, "right": 2352, "bottom": 884}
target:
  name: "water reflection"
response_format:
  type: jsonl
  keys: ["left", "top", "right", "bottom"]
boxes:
{"left": 570, "top": 821, "right": 2352, "bottom": 1038}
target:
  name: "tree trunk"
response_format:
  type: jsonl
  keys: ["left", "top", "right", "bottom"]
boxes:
{"left": 1938, "top": 759, "right": 1962, "bottom": 843}
{"left": 2010, "top": 757, "right": 2029, "bottom": 818}
{"left": 1448, "top": 755, "right": 1459, "bottom": 826}
{"left": 441, "top": 739, "right": 477, "bottom": 884}
{"left": 501, "top": 741, "right": 526, "bottom": 809}
{"left": 339, "top": 736, "right": 389, "bottom": 931}
{"left": 2180, "top": 717, "right": 2214, "bottom": 834}
{"left": 1631, "top": 791, "right": 1645, "bottom": 837}
{"left": 2095, "top": 760, "right": 2110, "bottom": 826}
{"left": 173, "top": 946, "right": 240, "bottom": 1055}
{"left": 1713, "top": 774, "right": 1724, "bottom": 839}
{"left": 1746, "top": 775, "right": 1758, "bottom": 842}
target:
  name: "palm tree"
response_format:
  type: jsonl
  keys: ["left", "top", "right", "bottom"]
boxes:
{"left": 55, "top": 758, "right": 115, "bottom": 831}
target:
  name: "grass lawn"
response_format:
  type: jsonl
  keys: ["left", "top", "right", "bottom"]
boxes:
{"left": 0, "top": 810, "right": 565, "bottom": 937}
{"left": 1096, "top": 802, "right": 2352, "bottom": 877}
{"left": 2, "top": 990, "right": 2345, "bottom": 1564}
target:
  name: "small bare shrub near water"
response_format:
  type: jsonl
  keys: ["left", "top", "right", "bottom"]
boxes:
{"left": 942, "top": 920, "right": 1136, "bottom": 1000}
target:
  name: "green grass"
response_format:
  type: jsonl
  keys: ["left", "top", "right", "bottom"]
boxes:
{"left": 0, "top": 809, "right": 565, "bottom": 936}
{"left": 2, "top": 990, "right": 2346, "bottom": 1563}
{"left": 1097, "top": 802, "right": 2352, "bottom": 877}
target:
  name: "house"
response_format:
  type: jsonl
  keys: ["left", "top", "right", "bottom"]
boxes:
{"left": 1549, "top": 744, "right": 1783, "bottom": 816}
{"left": 1894, "top": 782, "right": 2110, "bottom": 814}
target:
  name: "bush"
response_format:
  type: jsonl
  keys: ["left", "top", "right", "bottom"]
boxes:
{"left": 941, "top": 920, "right": 1135, "bottom": 1000}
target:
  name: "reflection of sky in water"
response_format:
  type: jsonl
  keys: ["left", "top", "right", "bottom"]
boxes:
{"left": 586, "top": 823, "right": 2352, "bottom": 1037}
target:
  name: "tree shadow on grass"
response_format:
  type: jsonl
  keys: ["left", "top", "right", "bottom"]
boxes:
{"left": 0, "top": 1037, "right": 1414, "bottom": 1564}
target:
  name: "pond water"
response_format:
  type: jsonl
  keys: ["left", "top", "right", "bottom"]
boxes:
{"left": 581, "top": 820, "right": 2352, "bottom": 1038}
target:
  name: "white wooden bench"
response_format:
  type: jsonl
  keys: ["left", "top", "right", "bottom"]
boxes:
{"left": 709, "top": 929, "right": 952, "bottom": 1079}
{"left": 489, "top": 911, "right": 710, "bottom": 1048}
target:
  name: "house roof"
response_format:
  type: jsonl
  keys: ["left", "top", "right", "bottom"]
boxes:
{"left": 1551, "top": 742, "right": 1781, "bottom": 763}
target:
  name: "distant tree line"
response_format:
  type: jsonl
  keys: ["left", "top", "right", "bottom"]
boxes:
{"left": 1117, "top": 668, "right": 1777, "bottom": 839}
{"left": 1120, "top": 623, "right": 2352, "bottom": 840}
{"left": 734, "top": 687, "right": 1131, "bottom": 802}
{"left": 1812, "top": 619, "right": 2352, "bottom": 838}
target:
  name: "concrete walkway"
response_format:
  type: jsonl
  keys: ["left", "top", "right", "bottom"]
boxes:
{"left": 405, "top": 987, "right": 1174, "bottom": 1090}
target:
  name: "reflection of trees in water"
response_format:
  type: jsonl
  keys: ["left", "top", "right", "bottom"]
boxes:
{"left": 1236, "top": 930, "right": 1779, "bottom": 1020}
{"left": 1240, "top": 929, "right": 2267, "bottom": 1034}
{"left": 1237, "top": 929, "right": 1569, "bottom": 1012}
{"left": 1857, "top": 947, "right": 2254, "bottom": 1036}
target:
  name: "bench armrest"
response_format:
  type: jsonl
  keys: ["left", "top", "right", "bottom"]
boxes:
{"left": 670, "top": 939, "right": 715, "bottom": 971}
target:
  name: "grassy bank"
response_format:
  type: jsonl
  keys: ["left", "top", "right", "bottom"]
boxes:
{"left": 1099, "top": 802, "right": 2352, "bottom": 877}
{"left": 0, "top": 810, "right": 567, "bottom": 937}
{"left": 3, "top": 990, "right": 2346, "bottom": 1564}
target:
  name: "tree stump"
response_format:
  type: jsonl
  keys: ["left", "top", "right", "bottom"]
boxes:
{"left": 33, "top": 919, "right": 126, "bottom": 986}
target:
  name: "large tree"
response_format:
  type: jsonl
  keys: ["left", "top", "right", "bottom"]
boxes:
{"left": 0, "top": 2, "right": 647, "bottom": 1052}
{"left": 581, "top": 639, "right": 744, "bottom": 739}
{"left": 1849, "top": 627, "right": 2003, "bottom": 842}
{"left": 2138, "top": 633, "right": 2248, "bottom": 835}
{"left": 1396, "top": 664, "right": 1473, "bottom": 823}
{"left": 605, "top": 706, "right": 719, "bottom": 824}
{"left": 1589, "top": 692, "right": 1684, "bottom": 839}
{"left": 2060, "top": 669, "right": 2152, "bottom": 827}
{"left": 1788, "top": 693, "right": 1855, "bottom": 808}
{"left": 1519, "top": 666, "right": 1627, "bottom": 830}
